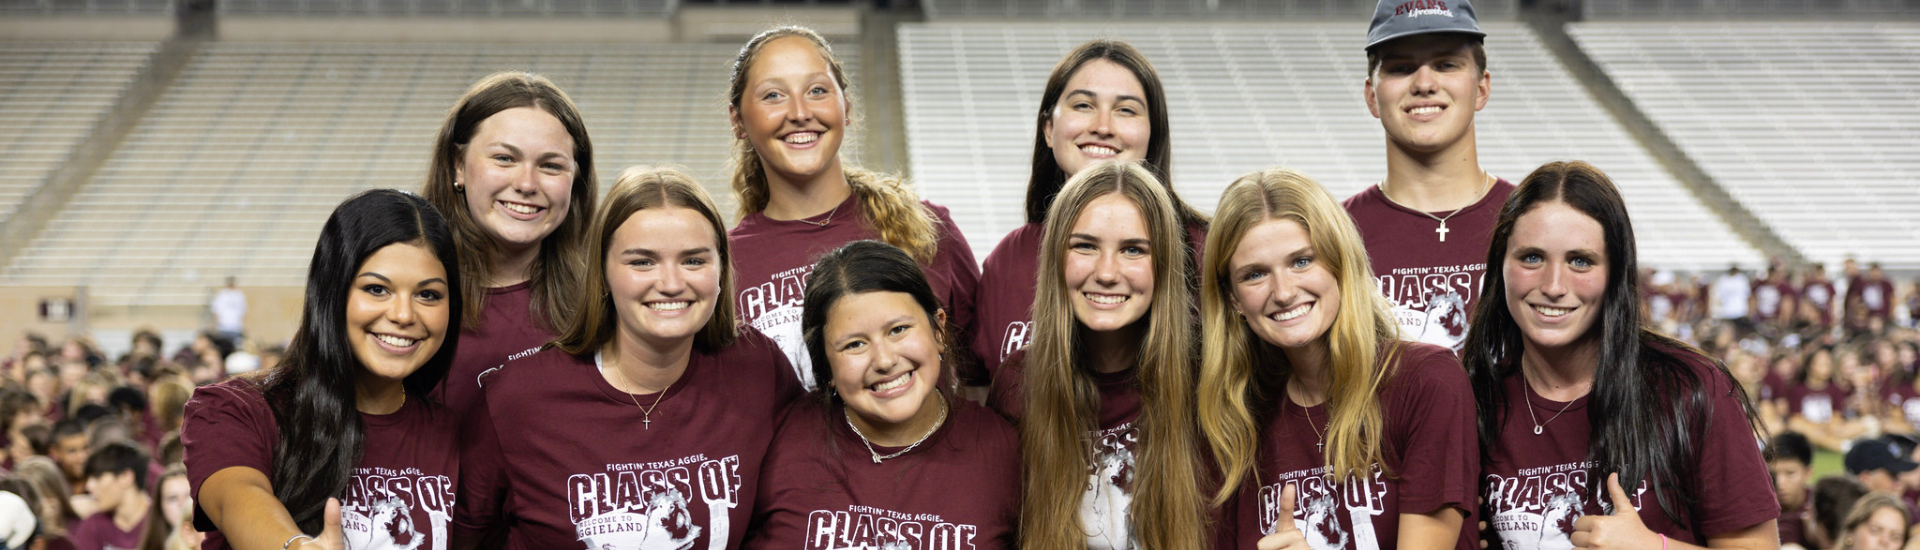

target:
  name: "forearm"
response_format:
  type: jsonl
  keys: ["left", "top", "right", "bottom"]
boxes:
{"left": 1396, "top": 507, "right": 1465, "bottom": 550}
{"left": 199, "top": 468, "right": 319, "bottom": 550}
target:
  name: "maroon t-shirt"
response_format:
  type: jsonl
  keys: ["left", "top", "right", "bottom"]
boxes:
{"left": 1343, "top": 180, "right": 1515, "bottom": 352}
{"left": 69, "top": 511, "right": 144, "bottom": 550}
{"left": 1777, "top": 497, "right": 1808, "bottom": 546}
{"left": 988, "top": 350, "right": 1141, "bottom": 549}
{"left": 1801, "top": 280, "right": 1837, "bottom": 325}
{"left": 1758, "top": 372, "right": 1789, "bottom": 404}
{"left": 729, "top": 195, "right": 981, "bottom": 387}
{"left": 1884, "top": 383, "right": 1920, "bottom": 428}
{"left": 433, "top": 281, "right": 554, "bottom": 426}
{"left": 182, "top": 378, "right": 460, "bottom": 550}
{"left": 969, "top": 223, "right": 1207, "bottom": 378}
{"left": 1787, "top": 383, "right": 1849, "bottom": 423}
{"left": 1481, "top": 348, "right": 1776, "bottom": 547}
{"left": 1848, "top": 277, "right": 1895, "bottom": 321}
{"left": 454, "top": 329, "right": 802, "bottom": 550}
{"left": 1223, "top": 342, "right": 1478, "bottom": 550}
{"left": 744, "top": 397, "right": 1019, "bottom": 550}
{"left": 1751, "top": 280, "right": 1796, "bottom": 321}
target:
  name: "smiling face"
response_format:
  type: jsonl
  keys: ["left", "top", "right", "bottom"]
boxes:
{"left": 1503, "top": 201, "right": 1608, "bottom": 361}
{"left": 455, "top": 106, "right": 577, "bottom": 257}
{"left": 1365, "top": 34, "right": 1489, "bottom": 156}
{"left": 607, "top": 207, "right": 721, "bottom": 350}
{"left": 1228, "top": 219, "right": 1341, "bottom": 358}
{"left": 1063, "top": 193, "right": 1155, "bottom": 334}
{"left": 731, "top": 36, "right": 848, "bottom": 190}
{"left": 825, "top": 291, "right": 946, "bottom": 441}
{"left": 1045, "top": 59, "right": 1150, "bottom": 177}
{"left": 346, "top": 243, "right": 452, "bottom": 384}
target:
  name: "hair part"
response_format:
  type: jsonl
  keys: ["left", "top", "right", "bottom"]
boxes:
{"left": 1020, "top": 160, "right": 1206, "bottom": 550}
{"left": 1462, "top": 161, "right": 1762, "bottom": 527}
{"left": 261, "top": 189, "right": 464, "bottom": 534}
{"left": 725, "top": 26, "right": 944, "bottom": 264}
{"left": 1025, "top": 40, "right": 1206, "bottom": 230}
{"left": 553, "top": 166, "right": 738, "bottom": 356}
{"left": 1198, "top": 167, "right": 1403, "bottom": 505}
{"left": 422, "top": 71, "right": 595, "bottom": 332}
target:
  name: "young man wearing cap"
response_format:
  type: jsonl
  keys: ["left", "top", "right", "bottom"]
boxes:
{"left": 1344, "top": 0, "right": 1513, "bottom": 353}
{"left": 1845, "top": 438, "right": 1917, "bottom": 495}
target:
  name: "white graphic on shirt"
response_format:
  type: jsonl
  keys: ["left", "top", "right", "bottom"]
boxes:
{"left": 1755, "top": 285, "right": 1783, "bottom": 318}
{"left": 738, "top": 265, "right": 815, "bottom": 389}
{"left": 567, "top": 454, "right": 744, "bottom": 550}
{"left": 1257, "top": 466, "right": 1389, "bottom": 550}
{"left": 1801, "top": 393, "right": 1835, "bottom": 424}
{"left": 1085, "top": 422, "right": 1137, "bottom": 550}
{"left": 998, "top": 321, "right": 1032, "bottom": 362}
{"left": 1377, "top": 266, "right": 1478, "bottom": 352}
{"left": 1484, "top": 462, "right": 1647, "bottom": 550}
{"left": 802, "top": 505, "right": 980, "bottom": 550}
{"left": 1865, "top": 284, "right": 1887, "bottom": 311}
{"left": 341, "top": 468, "right": 454, "bottom": 550}
{"left": 1901, "top": 398, "right": 1920, "bottom": 428}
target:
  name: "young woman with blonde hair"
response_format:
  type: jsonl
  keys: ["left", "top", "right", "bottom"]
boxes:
{"left": 988, "top": 160, "right": 1206, "bottom": 550}
{"left": 1198, "top": 168, "right": 1476, "bottom": 550}
{"left": 725, "top": 26, "right": 981, "bottom": 390}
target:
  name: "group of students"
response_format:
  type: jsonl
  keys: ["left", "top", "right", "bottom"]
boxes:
{"left": 178, "top": 1, "right": 1786, "bottom": 549}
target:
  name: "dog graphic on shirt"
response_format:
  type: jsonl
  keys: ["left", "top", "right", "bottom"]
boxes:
{"left": 1297, "top": 489, "right": 1351, "bottom": 550}
{"left": 343, "top": 495, "right": 428, "bottom": 550}
{"left": 578, "top": 489, "right": 702, "bottom": 550}
{"left": 1082, "top": 442, "right": 1136, "bottom": 549}
{"left": 1413, "top": 291, "right": 1469, "bottom": 351}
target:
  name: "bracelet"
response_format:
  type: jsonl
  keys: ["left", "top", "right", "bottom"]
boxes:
{"left": 1660, "top": 534, "right": 1668, "bottom": 550}
{"left": 284, "top": 534, "right": 314, "bottom": 550}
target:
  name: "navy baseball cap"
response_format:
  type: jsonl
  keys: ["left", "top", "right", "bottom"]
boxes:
{"left": 1845, "top": 439, "right": 1920, "bottom": 475}
{"left": 1366, "top": 0, "right": 1486, "bottom": 50}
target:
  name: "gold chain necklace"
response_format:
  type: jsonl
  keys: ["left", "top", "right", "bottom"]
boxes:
{"left": 1380, "top": 172, "right": 1494, "bottom": 243}
{"left": 597, "top": 351, "right": 669, "bottom": 430}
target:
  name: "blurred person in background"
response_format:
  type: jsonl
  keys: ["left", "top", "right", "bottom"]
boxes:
{"left": 1852, "top": 263, "right": 1896, "bottom": 330}
{"left": 69, "top": 442, "right": 149, "bottom": 550}
{"left": 1755, "top": 264, "right": 1800, "bottom": 334}
{"left": 142, "top": 464, "right": 190, "bottom": 550}
{"left": 47, "top": 420, "right": 87, "bottom": 498}
{"left": 209, "top": 277, "right": 246, "bottom": 346}
{"left": 1793, "top": 347, "right": 1870, "bottom": 451}
{"left": 17, "top": 456, "right": 78, "bottom": 550}
{"left": 1836, "top": 493, "right": 1909, "bottom": 550}
{"left": 1803, "top": 264, "right": 1839, "bottom": 330}
{"left": 1711, "top": 265, "right": 1754, "bottom": 329}
{"left": 1773, "top": 432, "right": 1816, "bottom": 548}
{"left": 0, "top": 476, "right": 44, "bottom": 550}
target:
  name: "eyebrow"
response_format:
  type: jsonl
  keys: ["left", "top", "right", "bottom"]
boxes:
{"left": 486, "top": 142, "right": 570, "bottom": 161}
{"left": 618, "top": 247, "right": 714, "bottom": 256}
{"left": 355, "top": 272, "right": 448, "bottom": 287}
{"left": 1065, "top": 89, "right": 1146, "bottom": 105}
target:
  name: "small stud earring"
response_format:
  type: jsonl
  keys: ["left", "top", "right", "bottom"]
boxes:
{"left": 453, "top": 181, "right": 465, "bottom": 193}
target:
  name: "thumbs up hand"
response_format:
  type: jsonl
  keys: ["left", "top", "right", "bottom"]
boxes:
{"left": 299, "top": 498, "right": 347, "bottom": 550}
{"left": 1256, "top": 485, "right": 1310, "bottom": 550}
{"left": 1569, "top": 474, "right": 1659, "bottom": 550}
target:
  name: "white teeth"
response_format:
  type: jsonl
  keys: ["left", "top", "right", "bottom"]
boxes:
{"left": 501, "top": 202, "right": 540, "bottom": 215}
{"left": 1271, "top": 303, "right": 1311, "bottom": 322}
{"left": 647, "top": 301, "right": 690, "bottom": 311}
{"left": 374, "top": 334, "right": 417, "bottom": 348}
{"left": 1409, "top": 106, "right": 1443, "bottom": 116}
{"left": 784, "top": 132, "right": 818, "bottom": 144}
{"left": 1535, "top": 305, "right": 1571, "bottom": 317}
{"left": 1080, "top": 145, "right": 1118, "bottom": 157}
{"left": 872, "top": 371, "right": 912, "bottom": 392}
{"left": 1085, "top": 293, "right": 1127, "bottom": 305}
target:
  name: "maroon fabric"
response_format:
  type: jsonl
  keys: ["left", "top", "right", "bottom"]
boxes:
{"left": 1343, "top": 180, "right": 1515, "bottom": 352}
{"left": 454, "top": 329, "right": 802, "bottom": 550}
{"left": 182, "top": 378, "right": 460, "bottom": 550}
{"left": 1884, "top": 382, "right": 1920, "bottom": 428}
{"left": 1222, "top": 343, "right": 1478, "bottom": 550}
{"left": 433, "top": 281, "right": 554, "bottom": 427}
{"left": 987, "top": 350, "right": 1141, "bottom": 548}
{"left": 1777, "top": 497, "right": 1808, "bottom": 546}
{"left": 1786, "top": 383, "right": 1849, "bottom": 423}
{"left": 1481, "top": 348, "right": 1777, "bottom": 546}
{"left": 1758, "top": 372, "right": 1789, "bottom": 404}
{"left": 1801, "top": 281, "right": 1837, "bottom": 326}
{"left": 1750, "top": 280, "right": 1796, "bottom": 321}
{"left": 970, "top": 223, "right": 1207, "bottom": 378}
{"left": 729, "top": 195, "right": 981, "bottom": 387}
{"left": 68, "top": 511, "right": 144, "bottom": 550}
{"left": 743, "top": 397, "right": 1019, "bottom": 550}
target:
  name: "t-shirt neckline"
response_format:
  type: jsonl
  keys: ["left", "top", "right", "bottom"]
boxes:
{"left": 750, "top": 193, "right": 860, "bottom": 228}
{"left": 836, "top": 393, "right": 955, "bottom": 459}
{"left": 1369, "top": 177, "right": 1508, "bottom": 219}
{"left": 591, "top": 348, "right": 695, "bottom": 407}
{"left": 1516, "top": 371, "right": 1591, "bottom": 414}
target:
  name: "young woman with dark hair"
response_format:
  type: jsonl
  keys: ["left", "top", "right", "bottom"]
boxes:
{"left": 724, "top": 26, "right": 981, "bottom": 390}
{"left": 421, "top": 71, "right": 597, "bottom": 423}
{"left": 184, "top": 189, "right": 464, "bottom": 550}
{"left": 455, "top": 167, "right": 801, "bottom": 549}
{"left": 743, "top": 240, "right": 1019, "bottom": 550}
{"left": 1198, "top": 168, "right": 1476, "bottom": 550}
{"left": 1464, "top": 161, "right": 1776, "bottom": 549}
{"left": 971, "top": 39, "right": 1208, "bottom": 377}
{"left": 989, "top": 160, "right": 1206, "bottom": 550}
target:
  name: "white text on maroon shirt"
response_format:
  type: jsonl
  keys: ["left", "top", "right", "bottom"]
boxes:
{"left": 804, "top": 505, "right": 979, "bottom": 550}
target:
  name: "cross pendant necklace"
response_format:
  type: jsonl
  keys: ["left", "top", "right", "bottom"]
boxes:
{"left": 1435, "top": 221, "right": 1451, "bottom": 242}
{"left": 1382, "top": 173, "right": 1493, "bottom": 243}
{"left": 598, "top": 351, "right": 668, "bottom": 430}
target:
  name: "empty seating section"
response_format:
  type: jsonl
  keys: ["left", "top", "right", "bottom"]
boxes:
{"left": 1, "top": 42, "right": 861, "bottom": 306}
{"left": 898, "top": 21, "right": 1761, "bottom": 270}
{"left": 1570, "top": 22, "right": 1920, "bottom": 269}
{"left": 214, "top": 0, "right": 671, "bottom": 17}
{"left": 920, "top": 0, "right": 1515, "bottom": 20}
{"left": 0, "top": 42, "right": 155, "bottom": 224}
{"left": 0, "top": 0, "right": 172, "bottom": 16}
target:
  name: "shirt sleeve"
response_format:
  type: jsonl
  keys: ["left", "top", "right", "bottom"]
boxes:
{"left": 1691, "top": 362, "right": 1780, "bottom": 537}
{"left": 452, "top": 388, "right": 508, "bottom": 539}
{"left": 1388, "top": 345, "right": 1479, "bottom": 518}
{"left": 182, "top": 382, "right": 277, "bottom": 532}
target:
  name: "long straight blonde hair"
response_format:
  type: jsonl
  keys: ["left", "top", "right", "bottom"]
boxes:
{"left": 1022, "top": 160, "right": 1207, "bottom": 550}
{"left": 725, "top": 26, "right": 941, "bottom": 264}
{"left": 1197, "top": 168, "right": 1403, "bottom": 505}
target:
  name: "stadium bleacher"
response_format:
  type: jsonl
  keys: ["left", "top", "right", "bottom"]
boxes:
{"left": 898, "top": 21, "right": 1764, "bottom": 271}
{"left": 0, "top": 41, "right": 862, "bottom": 306}
{"left": 1571, "top": 22, "right": 1920, "bottom": 270}
{"left": 0, "top": 42, "right": 157, "bottom": 225}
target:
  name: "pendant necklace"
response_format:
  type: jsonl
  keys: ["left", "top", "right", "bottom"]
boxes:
{"left": 1522, "top": 369, "right": 1578, "bottom": 435}
{"left": 845, "top": 393, "right": 948, "bottom": 464}
{"left": 1382, "top": 172, "right": 1494, "bottom": 243}
{"left": 598, "top": 351, "right": 669, "bottom": 430}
